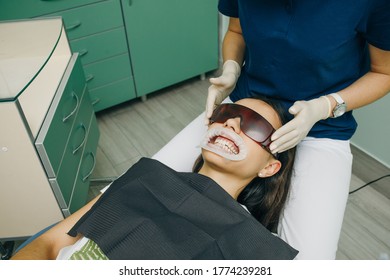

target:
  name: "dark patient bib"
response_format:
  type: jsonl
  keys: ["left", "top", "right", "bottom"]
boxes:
{"left": 68, "top": 158, "right": 298, "bottom": 260}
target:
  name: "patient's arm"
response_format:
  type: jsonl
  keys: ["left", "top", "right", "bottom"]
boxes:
{"left": 11, "top": 195, "right": 101, "bottom": 260}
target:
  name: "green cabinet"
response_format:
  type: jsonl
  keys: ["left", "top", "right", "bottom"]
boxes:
{"left": 41, "top": 58, "right": 98, "bottom": 210}
{"left": 0, "top": 0, "right": 219, "bottom": 111}
{"left": 48, "top": 0, "right": 136, "bottom": 111}
{"left": 121, "top": 0, "right": 219, "bottom": 97}
{"left": 0, "top": 18, "right": 100, "bottom": 240}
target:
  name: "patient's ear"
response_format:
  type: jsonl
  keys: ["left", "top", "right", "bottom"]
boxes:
{"left": 258, "top": 160, "right": 281, "bottom": 178}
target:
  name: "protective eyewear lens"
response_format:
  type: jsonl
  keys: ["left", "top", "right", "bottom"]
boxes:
{"left": 210, "top": 104, "right": 277, "bottom": 158}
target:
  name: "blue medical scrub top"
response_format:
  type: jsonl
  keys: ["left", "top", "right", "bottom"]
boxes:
{"left": 219, "top": 0, "right": 390, "bottom": 140}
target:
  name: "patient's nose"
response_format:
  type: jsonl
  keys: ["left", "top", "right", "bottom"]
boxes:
{"left": 223, "top": 117, "right": 242, "bottom": 133}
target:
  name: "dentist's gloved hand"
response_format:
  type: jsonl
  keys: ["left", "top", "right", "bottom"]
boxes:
{"left": 205, "top": 60, "right": 241, "bottom": 124}
{"left": 270, "top": 96, "right": 331, "bottom": 153}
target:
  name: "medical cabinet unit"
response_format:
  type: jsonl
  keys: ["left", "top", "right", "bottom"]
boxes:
{"left": 0, "top": 18, "right": 100, "bottom": 240}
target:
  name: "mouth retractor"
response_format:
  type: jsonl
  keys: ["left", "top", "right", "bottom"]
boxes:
{"left": 199, "top": 127, "right": 248, "bottom": 161}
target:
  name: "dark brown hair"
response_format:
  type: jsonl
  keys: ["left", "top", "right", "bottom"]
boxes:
{"left": 193, "top": 96, "right": 295, "bottom": 232}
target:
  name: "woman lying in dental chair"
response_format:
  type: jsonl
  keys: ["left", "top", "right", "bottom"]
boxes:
{"left": 12, "top": 97, "right": 297, "bottom": 260}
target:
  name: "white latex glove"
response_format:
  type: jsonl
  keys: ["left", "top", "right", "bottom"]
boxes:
{"left": 270, "top": 96, "right": 331, "bottom": 153}
{"left": 205, "top": 60, "right": 241, "bottom": 124}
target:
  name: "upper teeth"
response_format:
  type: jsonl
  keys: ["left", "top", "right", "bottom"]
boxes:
{"left": 214, "top": 137, "right": 239, "bottom": 154}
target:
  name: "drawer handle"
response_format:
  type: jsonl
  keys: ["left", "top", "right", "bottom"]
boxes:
{"left": 73, "top": 123, "right": 87, "bottom": 155}
{"left": 66, "top": 21, "right": 82, "bottom": 31}
{"left": 85, "top": 74, "right": 94, "bottom": 82}
{"left": 92, "top": 98, "right": 101, "bottom": 106}
{"left": 79, "top": 49, "right": 88, "bottom": 57}
{"left": 128, "top": 0, "right": 133, "bottom": 6}
{"left": 63, "top": 91, "right": 79, "bottom": 123}
{"left": 82, "top": 152, "right": 96, "bottom": 182}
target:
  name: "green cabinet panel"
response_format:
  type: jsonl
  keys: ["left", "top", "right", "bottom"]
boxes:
{"left": 69, "top": 114, "right": 100, "bottom": 213}
{"left": 38, "top": 55, "right": 99, "bottom": 212}
{"left": 0, "top": 0, "right": 102, "bottom": 20}
{"left": 55, "top": 91, "right": 94, "bottom": 206}
{"left": 48, "top": 0, "right": 123, "bottom": 40}
{"left": 83, "top": 53, "right": 132, "bottom": 89}
{"left": 70, "top": 27, "right": 128, "bottom": 64}
{"left": 89, "top": 78, "right": 136, "bottom": 111}
{"left": 36, "top": 56, "right": 86, "bottom": 177}
{"left": 122, "top": 0, "right": 219, "bottom": 96}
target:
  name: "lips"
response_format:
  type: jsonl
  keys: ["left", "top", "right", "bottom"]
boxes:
{"left": 199, "top": 127, "right": 248, "bottom": 161}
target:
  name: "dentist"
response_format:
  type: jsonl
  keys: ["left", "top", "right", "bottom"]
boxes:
{"left": 206, "top": 0, "right": 390, "bottom": 259}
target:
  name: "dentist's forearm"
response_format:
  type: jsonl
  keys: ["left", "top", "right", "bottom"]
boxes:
{"left": 330, "top": 44, "right": 390, "bottom": 112}
{"left": 334, "top": 72, "right": 390, "bottom": 112}
{"left": 222, "top": 17, "right": 245, "bottom": 66}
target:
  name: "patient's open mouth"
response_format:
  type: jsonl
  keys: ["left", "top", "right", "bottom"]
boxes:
{"left": 200, "top": 127, "right": 248, "bottom": 161}
{"left": 210, "top": 136, "right": 239, "bottom": 155}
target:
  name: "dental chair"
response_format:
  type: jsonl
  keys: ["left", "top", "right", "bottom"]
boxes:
{"left": 152, "top": 112, "right": 206, "bottom": 171}
{"left": 10, "top": 110, "right": 208, "bottom": 258}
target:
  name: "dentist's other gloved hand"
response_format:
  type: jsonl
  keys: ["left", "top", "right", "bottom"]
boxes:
{"left": 270, "top": 96, "right": 331, "bottom": 153}
{"left": 205, "top": 60, "right": 241, "bottom": 124}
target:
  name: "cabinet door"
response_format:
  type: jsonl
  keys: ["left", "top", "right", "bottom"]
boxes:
{"left": 121, "top": 0, "right": 219, "bottom": 97}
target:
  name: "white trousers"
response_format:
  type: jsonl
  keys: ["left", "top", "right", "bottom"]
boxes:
{"left": 152, "top": 113, "right": 353, "bottom": 260}
{"left": 278, "top": 137, "right": 352, "bottom": 259}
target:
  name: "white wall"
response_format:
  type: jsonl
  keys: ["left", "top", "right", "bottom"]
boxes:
{"left": 351, "top": 93, "right": 390, "bottom": 168}
{"left": 218, "top": 15, "right": 228, "bottom": 62}
{"left": 220, "top": 15, "right": 228, "bottom": 40}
